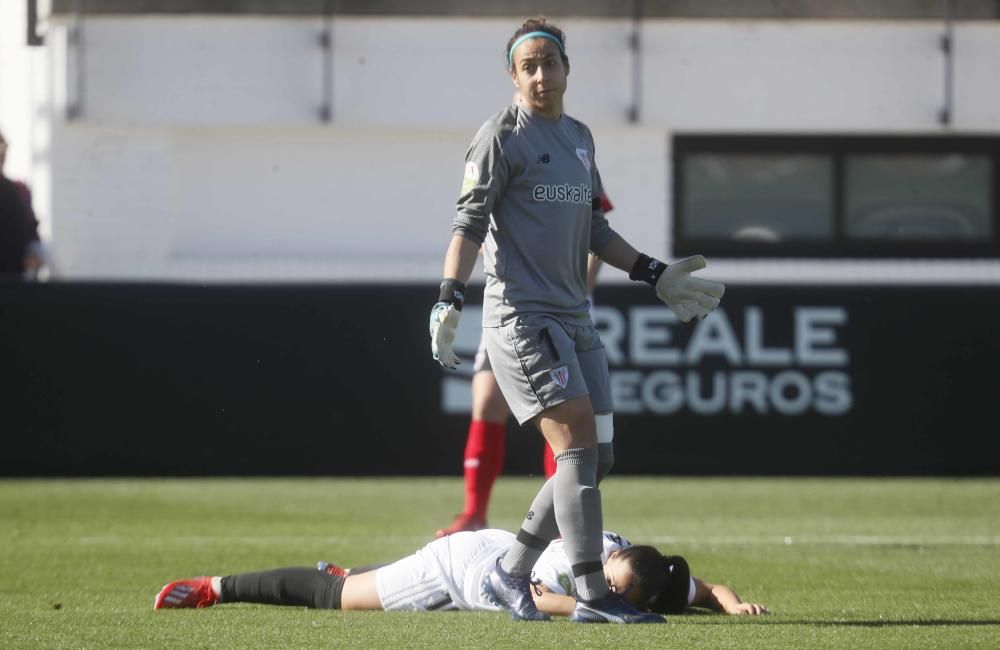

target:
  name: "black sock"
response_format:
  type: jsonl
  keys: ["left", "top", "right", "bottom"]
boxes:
{"left": 220, "top": 568, "right": 346, "bottom": 609}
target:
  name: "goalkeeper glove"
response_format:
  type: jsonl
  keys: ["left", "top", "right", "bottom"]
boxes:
{"left": 630, "top": 254, "right": 725, "bottom": 322}
{"left": 430, "top": 278, "right": 465, "bottom": 369}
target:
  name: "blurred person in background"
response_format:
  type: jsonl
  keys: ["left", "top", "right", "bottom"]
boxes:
{"left": 0, "top": 129, "right": 43, "bottom": 279}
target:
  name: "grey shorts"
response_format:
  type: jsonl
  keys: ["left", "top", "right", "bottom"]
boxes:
{"left": 482, "top": 314, "right": 612, "bottom": 425}
{"left": 473, "top": 334, "right": 492, "bottom": 373}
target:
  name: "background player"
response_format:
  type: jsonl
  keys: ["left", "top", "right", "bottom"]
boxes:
{"left": 0, "top": 129, "right": 43, "bottom": 278}
{"left": 154, "top": 529, "right": 769, "bottom": 618}
{"left": 429, "top": 17, "right": 724, "bottom": 624}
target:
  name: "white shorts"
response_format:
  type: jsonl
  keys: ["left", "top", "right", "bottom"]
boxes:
{"left": 374, "top": 550, "right": 455, "bottom": 611}
{"left": 374, "top": 530, "right": 514, "bottom": 612}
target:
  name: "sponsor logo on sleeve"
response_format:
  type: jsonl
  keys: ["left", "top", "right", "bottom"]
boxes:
{"left": 460, "top": 161, "right": 480, "bottom": 195}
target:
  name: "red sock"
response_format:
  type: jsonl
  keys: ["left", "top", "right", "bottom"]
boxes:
{"left": 543, "top": 441, "right": 557, "bottom": 479}
{"left": 463, "top": 420, "right": 506, "bottom": 520}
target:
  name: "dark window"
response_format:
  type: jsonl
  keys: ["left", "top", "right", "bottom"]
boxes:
{"left": 673, "top": 136, "right": 1000, "bottom": 259}
{"left": 844, "top": 154, "right": 992, "bottom": 241}
{"left": 682, "top": 154, "right": 833, "bottom": 242}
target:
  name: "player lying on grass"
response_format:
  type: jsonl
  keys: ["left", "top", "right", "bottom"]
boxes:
{"left": 154, "top": 529, "right": 768, "bottom": 619}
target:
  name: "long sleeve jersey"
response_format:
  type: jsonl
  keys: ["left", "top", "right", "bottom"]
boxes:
{"left": 453, "top": 104, "right": 620, "bottom": 327}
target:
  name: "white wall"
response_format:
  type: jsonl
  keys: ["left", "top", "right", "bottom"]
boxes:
{"left": 46, "top": 122, "right": 668, "bottom": 282}
{"left": 55, "top": 17, "right": 1000, "bottom": 131}
{"left": 0, "top": 5, "right": 34, "bottom": 174}
{"left": 9, "top": 14, "right": 1000, "bottom": 282}
{"left": 647, "top": 22, "right": 944, "bottom": 131}
{"left": 0, "top": 2, "right": 53, "bottom": 240}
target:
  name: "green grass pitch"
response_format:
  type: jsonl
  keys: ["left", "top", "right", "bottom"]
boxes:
{"left": 2, "top": 477, "right": 998, "bottom": 648}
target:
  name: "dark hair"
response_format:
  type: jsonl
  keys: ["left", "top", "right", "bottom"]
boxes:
{"left": 505, "top": 16, "right": 569, "bottom": 70}
{"left": 651, "top": 554, "right": 692, "bottom": 614}
{"left": 618, "top": 546, "right": 692, "bottom": 614}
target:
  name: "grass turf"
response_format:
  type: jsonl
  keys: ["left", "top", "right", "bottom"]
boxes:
{"left": 1, "top": 477, "right": 998, "bottom": 648}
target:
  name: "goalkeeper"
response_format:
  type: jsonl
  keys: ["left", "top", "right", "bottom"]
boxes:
{"left": 428, "top": 17, "right": 725, "bottom": 625}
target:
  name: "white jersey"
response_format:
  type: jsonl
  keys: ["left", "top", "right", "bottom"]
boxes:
{"left": 458, "top": 529, "right": 631, "bottom": 608}
{"left": 531, "top": 531, "right": 632, "bottom": 597}
{"left": 453, "top": 529, "right": 516, "bottom": 610}
{"left": 375, "top": 529, "right": 514, "bottom": 612}
{"left": 375, "top": 528, "right": 636, "bottom": 612}
{"left": 530, "top": 530, "right": 697, "bottom": 607}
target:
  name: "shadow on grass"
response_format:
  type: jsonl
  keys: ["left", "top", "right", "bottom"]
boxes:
{"left": 680, "top": 610, "right": 1000, "bottom": 627}
{"left": 768, "top": 620, "right": 1000, "bottom": 627}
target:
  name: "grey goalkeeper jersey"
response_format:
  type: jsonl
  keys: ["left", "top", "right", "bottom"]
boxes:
{"left": 453, "top": 104, "right": 619, "bottom": 327}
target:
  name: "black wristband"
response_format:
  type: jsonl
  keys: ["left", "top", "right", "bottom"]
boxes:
{"left": 438, "top": 278, "right": 466, "bottom": 310}
{"left": 629, "top": 253, "right": 668, "bottom": 286}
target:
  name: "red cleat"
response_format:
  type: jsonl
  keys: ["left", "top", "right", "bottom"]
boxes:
{"left": 154, "top": 577, "right": 218, "bottom": 609}
{"left": 435, "top": 513, "right": 487, "bottom": 538}
{"left": 317, "top": 561, "right": 350, "bottom": 577}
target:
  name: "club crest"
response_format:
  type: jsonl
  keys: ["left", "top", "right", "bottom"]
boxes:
{"left": 549, "top": 366, "right": 570, "bottom": 389}
{"left": 575, "top": 148, "right": 591, "bottom": 172}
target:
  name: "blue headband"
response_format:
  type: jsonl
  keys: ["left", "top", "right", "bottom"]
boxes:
{"left": 508, "top": 31, "right": 564, "bottom": 67}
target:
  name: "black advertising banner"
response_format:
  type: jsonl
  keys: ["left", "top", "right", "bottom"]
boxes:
{"left": 1, "top": 282, "right": 998, "bottom": 476}
{"left": 591, "top": 287, "right": 999, "bottom": 476}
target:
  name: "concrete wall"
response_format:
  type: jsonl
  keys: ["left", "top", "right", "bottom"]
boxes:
{"left": 4, "top": 11, "right": 1000, "bottom": 282}
{"left": 45, "top": 0, "right": 1000, "bottom": 20}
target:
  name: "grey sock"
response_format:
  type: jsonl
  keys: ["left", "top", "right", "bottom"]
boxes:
{"left": 500, "top": 442, "right": 615, "bottom": 577}
{"left": 500, "top": 477, "right": 557, "bottom": 576}
{"left": 551, "top": 447, "right": 607, "bottom": 601}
